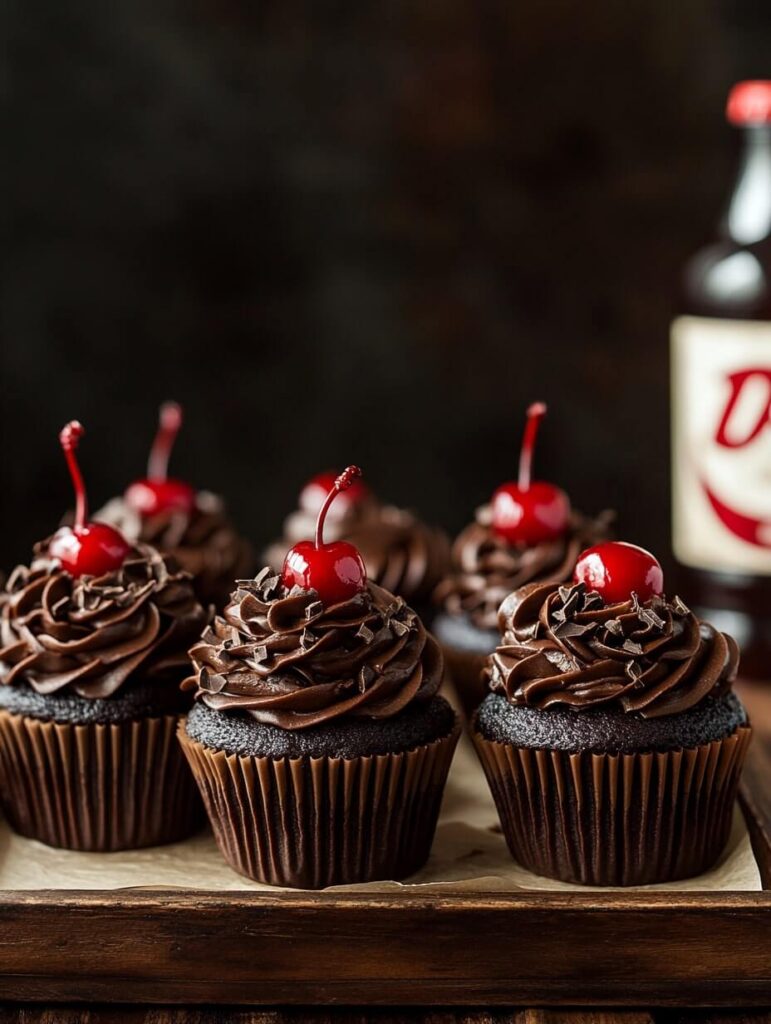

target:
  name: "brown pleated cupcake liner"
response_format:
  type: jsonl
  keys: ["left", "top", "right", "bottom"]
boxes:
{"left": 178, "top": 719, "right": 461, "bottom": 889}
{"left": 440, "top": 645, "right": 488, "bottom": 718}
{"left": 471, "top": 721, "right": 752, "bottom": 886}
{"left": 0, "top": 710, "right": 204, "bottom": 851}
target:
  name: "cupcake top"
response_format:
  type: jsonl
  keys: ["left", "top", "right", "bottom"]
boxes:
{"left": 0, "top": 543, "right": 207, "bottom": 699}
{"left": 266, "top": 474, "right": 450, "bottom": 608}
{"left": 434, "top": 504, "right": 614, "bottom": 632}
{"left": 183, "top": 567, "right": 443, "bottom": 731}
{"left": 95, "top": 491, "right": 254, "bottom": 609}
{"left": 486, "top": 579, "right": 739, "bottom": 719}
{"left": 92, "top": 403, "right": 253, "bottom": 608}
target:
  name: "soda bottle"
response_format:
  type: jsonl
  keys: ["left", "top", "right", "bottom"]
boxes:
{"left": 671, "top": 80, "right": 771, "bottom": 680}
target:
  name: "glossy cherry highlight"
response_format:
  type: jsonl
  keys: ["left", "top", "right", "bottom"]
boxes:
{"left": 48, "top": 421, "right": 131, "bottom": 578}
{"left": 282, "top": 466, "right": 367, "bottom": 605}
{"left": 125, "top": 401, "right": 196, "bottom": 516}
{"left": 574, "top": 541, "right": 664, "bottom": 604}
{"left": 491, "top": 402, "right": 571, "bottom": 545}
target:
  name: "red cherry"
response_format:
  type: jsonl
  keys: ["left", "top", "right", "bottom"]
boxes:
{"left": 49, "top": 422, "right": 131, "bottom": 578}
{"left": 282, "top": 466, "right": 367, "bottom": 605}
{"left": 282, "top": 540, "right": 366, "bottom": 606}
{"left": 299, "top": 470, "right": 369, "bottom": 514}
{"left": 574, "top": 541, "right": 664, "bottom": 604}
{"left": 125, "top": 401, "right": 196, "bottom": 516}
{"left": 125, "top": 478, "right": 196, "bottom": 516}
{"left": 49, "top": 522, "right": 132, "bottom": 578}
{"left": 491, "top": 402, "right": 571, "bottom": 545}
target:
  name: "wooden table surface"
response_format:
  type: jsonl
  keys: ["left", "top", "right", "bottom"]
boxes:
{"left": 0, "top": 1008, "right": 769, "bottom": 1022}
{"left": 1, "top": 683, "right": 769, "bottom": 1023}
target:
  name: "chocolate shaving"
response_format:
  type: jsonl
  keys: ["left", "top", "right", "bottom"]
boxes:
{"left": 358, "top": 665, "right": 376, "bottom": 692}
{"left": 305, "top": 600, "right": 323, "bottom": 621}
{"left": 621, "top": 639, "right": 644, "bottom": 656}
{"left": 300, "top": 629, "right": 317, "bottom": 650}
{"left": 625, "top": 660, "right": 643, "bottom": 680}
{"left": 261, "top": 575, "right": 281, "bottom": 597}
{"left": 640, "top": 606, "right": 665, "bottom": 630}
{"left": 583, "top": 589, "right": 603, "bottom": 610}
{"left": 560, "top": 586, "right": 582, "bottom": 619}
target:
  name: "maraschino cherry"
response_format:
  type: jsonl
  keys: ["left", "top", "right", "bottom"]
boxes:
{"left": 282, "top": 466, "right": 367, "bottom": 605}
{"left": 574, "top": 541, "right": 664, "bottom": 604}
{"left": 491, "top": 402, "right": 571, "bottom": 545}
{"left": 299, "top": 469, "right": 370, "bottom": 515}
{"left": 124, "top": 401, "right": 196, "bottom": 516}
{"left": 48, "top": 422, "right": 131, "bottom": 578}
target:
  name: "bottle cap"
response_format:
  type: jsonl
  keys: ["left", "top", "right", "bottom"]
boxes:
{"left": 726, "top": 81, "right": 771, "bottom": 126}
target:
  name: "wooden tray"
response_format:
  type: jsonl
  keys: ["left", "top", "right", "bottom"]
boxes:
{"left": 0, "top": 682, "right": 768, "bottom": 1009}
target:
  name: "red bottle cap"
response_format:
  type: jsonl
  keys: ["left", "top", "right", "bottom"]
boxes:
{"left": 726, "top": 81, "right": 771, "bottom": 126}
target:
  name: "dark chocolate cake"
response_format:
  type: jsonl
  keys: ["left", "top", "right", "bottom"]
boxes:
{"left": 182, "top": 567, "right": 454, "bottom": 754}
{"left": 432, "top": 504, "right": 613, "bottom": 713}
{"left": 96, "top": 491, "right": 254, "bottom": 609}
{"left": 0, "top": 542, "right": 207, "bottom": 850}
{"left": 471, "top": 571, "right": 751, "bottom": 886}
{"left": 179, "top": 564, "right": 460, "bottom": 888}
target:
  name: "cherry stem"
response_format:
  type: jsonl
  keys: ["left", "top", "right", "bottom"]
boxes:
{"left": 315, "top": 465, "right": 362, "bottom": 548}
{"left": 59, "top": 421, "right": 88, "bottom": 530}
{"left": 147, "top": 401, "right": 183, "bottom": 482}
{"left": 518, "top": 402, "right": 547, "bottom": 491}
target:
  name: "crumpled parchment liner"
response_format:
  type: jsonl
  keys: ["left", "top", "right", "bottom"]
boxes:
{"left": 0, "top": 710, "right": 202, "bottom": 851}
{"left": 472, "top": 722, "right": 752, "bottom": 886}
{"left": 178, "top": 720, "right": 461, "bottom": 888}
{"left": 0, "top": 729, "right": 760, "bottom": 892}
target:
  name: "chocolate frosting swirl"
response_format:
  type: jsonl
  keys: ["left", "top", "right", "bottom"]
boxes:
{"left": 267, "top": 501, "right": 450, "bottom": 607}
{"left": 434, "top": 505, "right": 614, "bottom": 631}
{"left": 184, "top": 567, "right": 443, "bottom": 730}
{"left": 0, "top": 544, "right": 208, "bottom": 699}
{"left": 95, "top": 492, "right": 254, "bottom": 608}
{"left": 487, "top": 581, "right": 739, "bottom": 718}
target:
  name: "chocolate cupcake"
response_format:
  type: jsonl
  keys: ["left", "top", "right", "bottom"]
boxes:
{"left": 0, "top": 421, "right": 208, "bottom": 850}
{"left": 98, "top": 491, "right": 254, "bottom": 611}
{"left": 95, "top": 402, "right": 254, "bottom": 609}
{"left": 180, "top": 468, "right": 459, "bottom": 888}
{"left": 472, "top": 541, "right": 751, "bottom": 886}
{"left": 0, "top": 545, "right": 208, "bottom": 851}
{"left": 265, "top": 470, "right": 450, "bottom": 617}
{"left": 433, "top": 403, "right": 612, "bottom": 714}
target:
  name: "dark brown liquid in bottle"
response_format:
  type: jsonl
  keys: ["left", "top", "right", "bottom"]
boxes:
{"left": 677, "top": 122, "right": 771, "bottom": 680}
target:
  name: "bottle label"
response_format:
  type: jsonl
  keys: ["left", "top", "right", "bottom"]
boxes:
{"left": 672, "top": 315, "right": 771, "bottom": 576}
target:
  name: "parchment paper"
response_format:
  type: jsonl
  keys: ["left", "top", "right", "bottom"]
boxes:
{"left": 0, "top": 730, "right": 760, "bottom": 892}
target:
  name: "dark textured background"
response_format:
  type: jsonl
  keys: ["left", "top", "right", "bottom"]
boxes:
{"left": 3, "top": 1, "right": 770, "bottom": 572}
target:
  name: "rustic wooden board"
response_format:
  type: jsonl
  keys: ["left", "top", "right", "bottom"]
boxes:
{"left": 0, "top": 872, "right": 769, "bottom": 1006}
{"left": 1, "top": 1010, "right": 770, "bottom": 1023}
{"left": 3, "top": 1009, "right": 771, "bottom": 1023}
{"left": 0, "top": 683, "right": 767, "bottom": 1008}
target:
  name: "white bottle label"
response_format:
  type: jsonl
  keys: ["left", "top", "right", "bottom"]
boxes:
{"left": 671, "top": 315, "right": 771, "bottom": 576}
